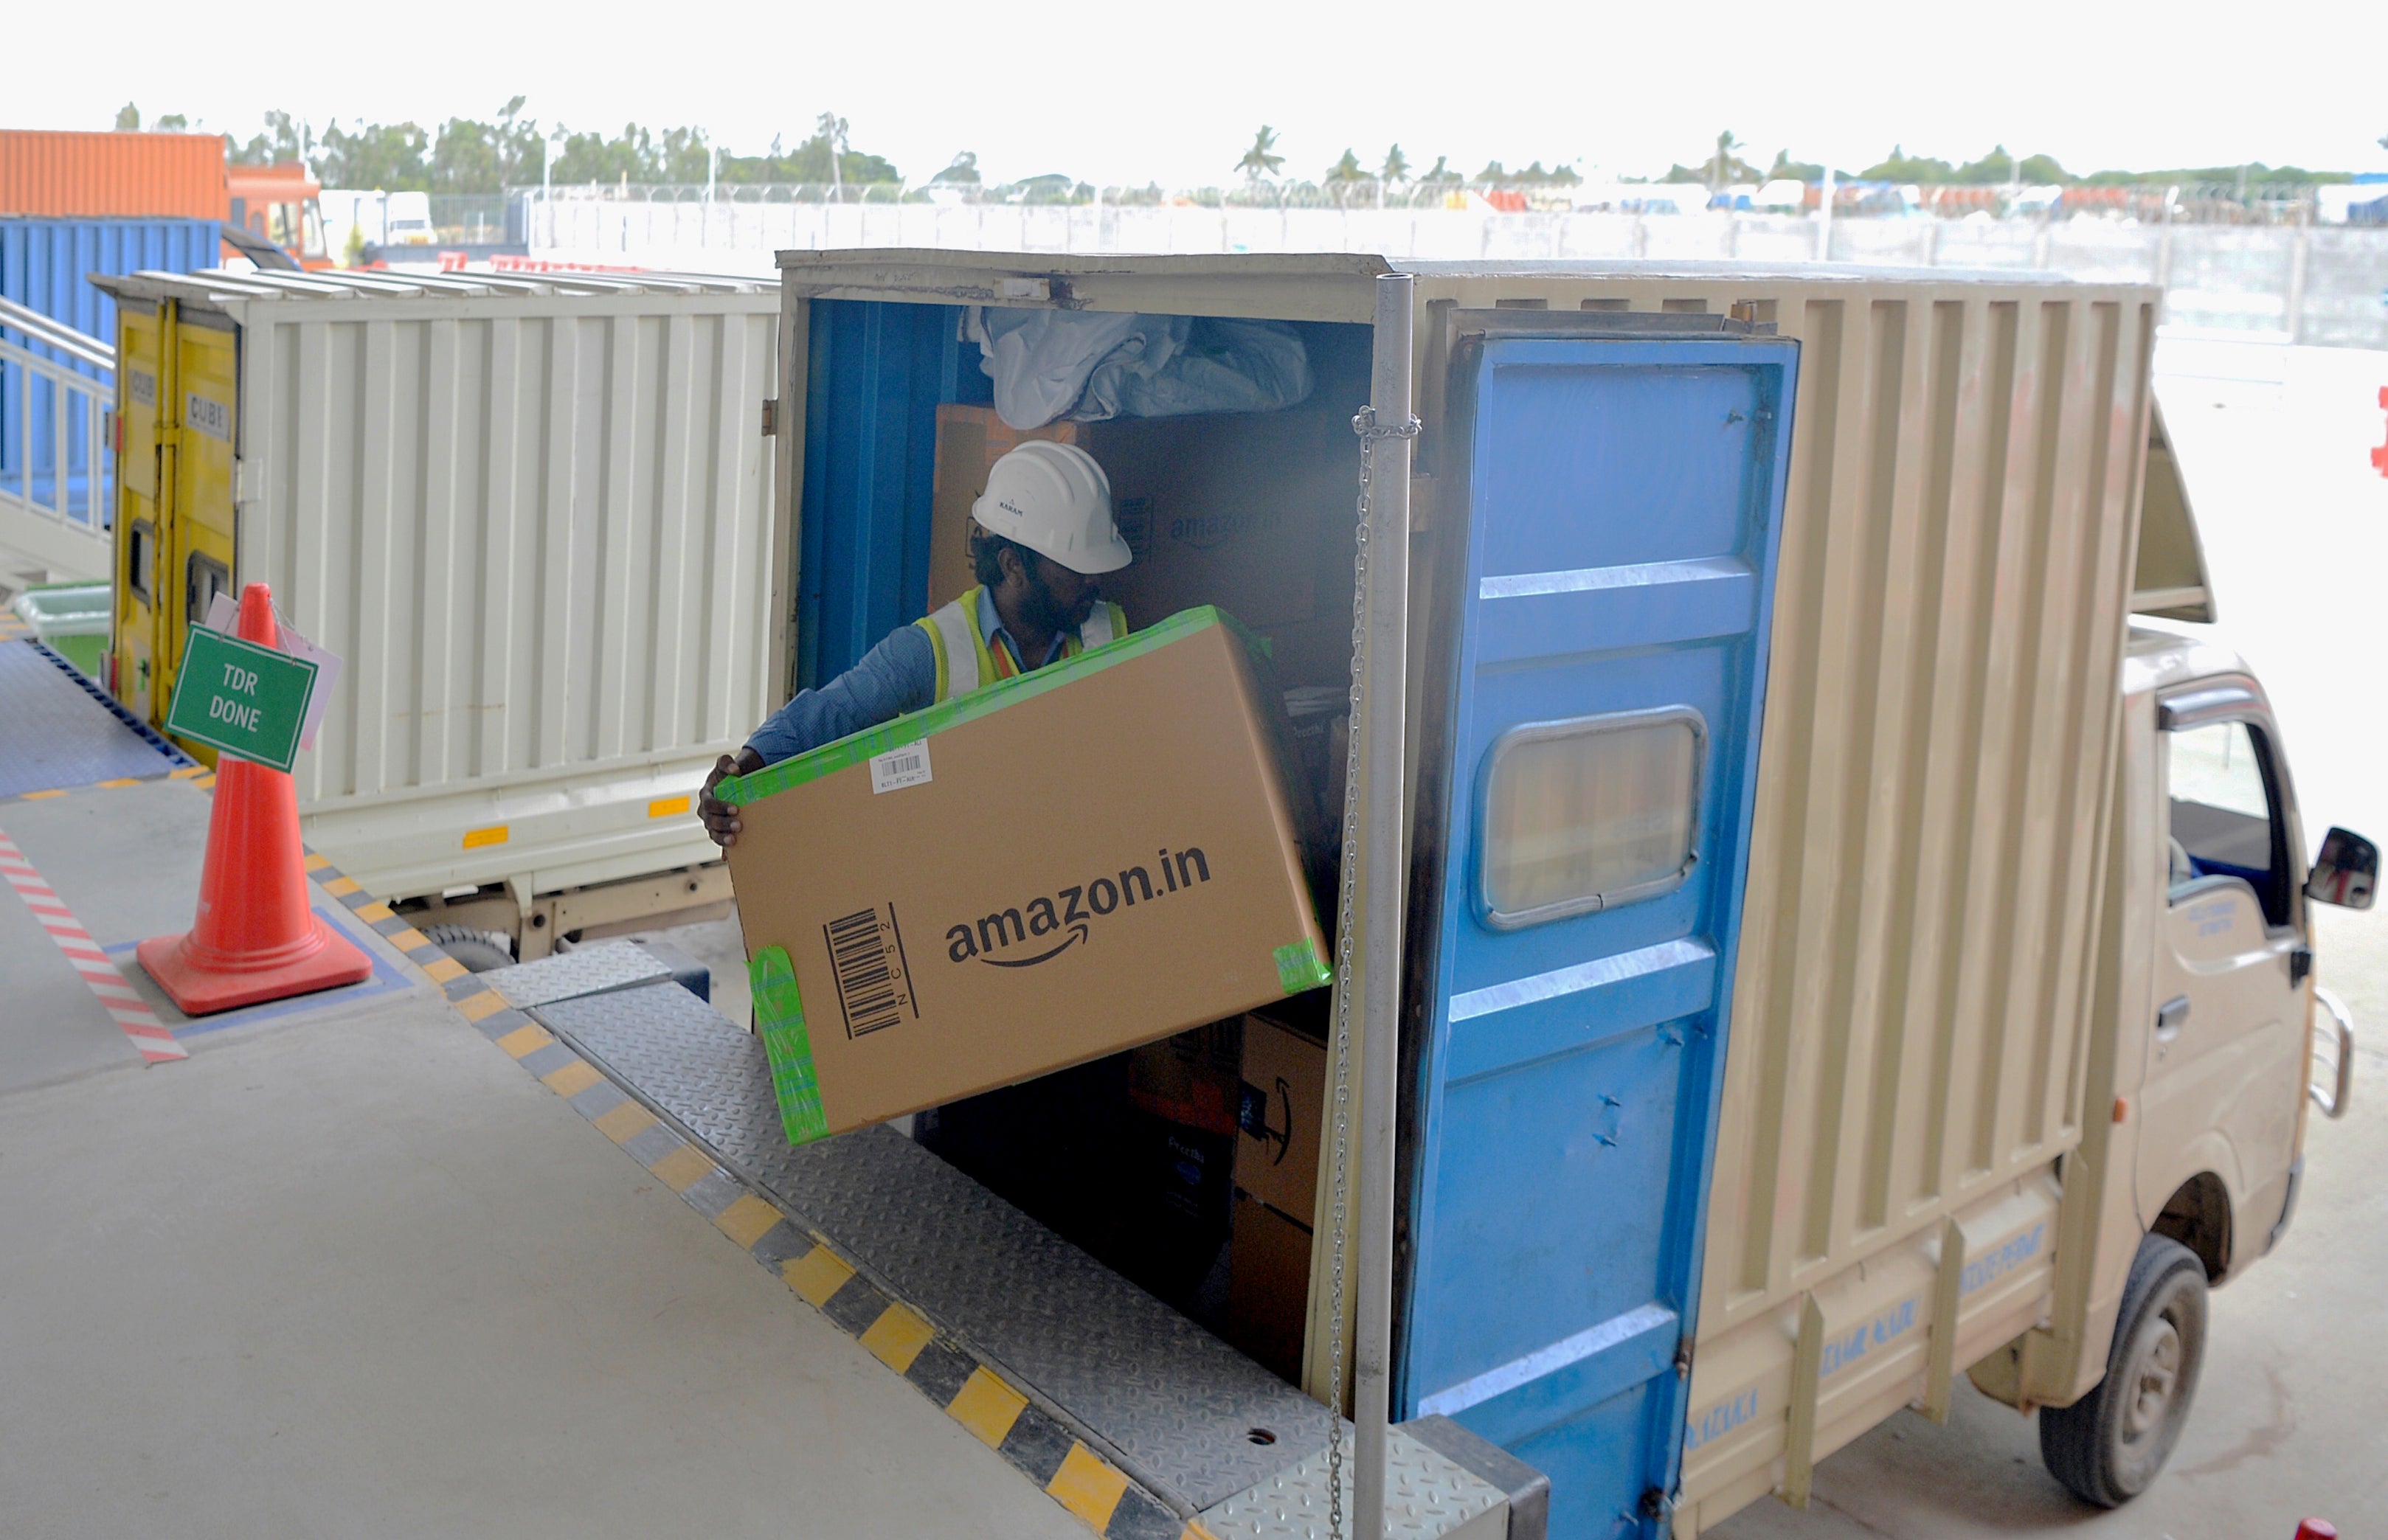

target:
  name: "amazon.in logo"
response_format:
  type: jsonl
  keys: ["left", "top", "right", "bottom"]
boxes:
{"left": 944, "top": 845, "right": 1213, "bottom": 969}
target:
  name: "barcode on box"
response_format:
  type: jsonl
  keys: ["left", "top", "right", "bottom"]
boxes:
{"left": 825, "top": 904, "right": 916, "bottom": 1038}
{"left": 869, "top": 741, "right": 933, "bottom": 794}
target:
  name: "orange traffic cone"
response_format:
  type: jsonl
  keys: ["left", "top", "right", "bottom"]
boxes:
{"left": 139, "top": 583, "right": 372, "bottom": 1014}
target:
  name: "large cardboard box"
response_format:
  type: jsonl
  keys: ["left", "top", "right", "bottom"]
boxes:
{"left": 926, "top": 403, "right": 1349, "bottom": 633}
{"left": 1234, "top": 1013, "right": 1326, "bottom": 1228}
{"left": 1227, "top": 1189, "right": 1312, "bottom": 1383}
{"left": 1127, "top": 1016, "right": 1243, "bottom": 1137}
{"left": 723, "top": 608, "right": 1332, "bottom": 1145}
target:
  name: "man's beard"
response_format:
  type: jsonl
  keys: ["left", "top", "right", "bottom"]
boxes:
{"left": 1020, "top": 570, "right": 1095, "bottom": 637}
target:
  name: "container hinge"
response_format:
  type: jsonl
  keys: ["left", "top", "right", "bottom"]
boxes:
{"left": 759, "top": 398, "right": 779, "bottom": 437}
{"left": 233, "top": 457, "right": 263, "bottom": 506}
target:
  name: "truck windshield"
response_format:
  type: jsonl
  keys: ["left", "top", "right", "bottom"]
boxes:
{"left": 2167, "top": 720, "right": 2289, "bottom": 924}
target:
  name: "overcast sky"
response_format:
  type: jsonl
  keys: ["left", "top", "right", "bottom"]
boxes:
{"left": 15, "top": 0, "right": 2384, "bottom": 187}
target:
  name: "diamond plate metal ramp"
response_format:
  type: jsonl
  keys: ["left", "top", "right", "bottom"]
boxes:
{"left": 533, "top": 981, "right": 1337, "bottom": 1513}
{"left": 1200, "top": 1426, "right": 1509, "bottom": 1540}
{"left": 482, "top": 940, "right": 675, "bottom": 1010}
{"left": 0, "top": 640, "right": 189, "bottom": 797}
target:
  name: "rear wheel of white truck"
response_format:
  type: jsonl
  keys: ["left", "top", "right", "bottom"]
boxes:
{"left": 2038, "top": 1233, "right": 2209, "bottom": 1506}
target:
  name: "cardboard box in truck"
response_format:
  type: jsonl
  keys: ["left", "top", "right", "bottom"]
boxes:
{"left": 720, "top": 607, "right": 1331, "bottom": 1145}
{"left": 927, "top": 403, "right": 1345, "bottom": 631}
{"left": 1235, "top": 1011, "right": 1326, "bottom": 1227}
{"left": 1228, "top": 1187, "right": 1312, "bottom": 1382}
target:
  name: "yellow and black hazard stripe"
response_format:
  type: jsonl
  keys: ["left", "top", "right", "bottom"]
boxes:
{"left": 418, "top": 950, "right": 1209, "bottom": 1539}
{"left": 43, "top": 740, "right": 1208, "bottom": 1533}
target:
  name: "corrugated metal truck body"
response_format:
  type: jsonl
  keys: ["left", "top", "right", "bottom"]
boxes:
{"left": 766, "top": 253, "right": 2235, "bottom": 1536}
{"left": 1672, "top": 282, "right": 2150, "bottom": 1530}
{"left": 91, "top": 268, "right": 781, "bottom": 929}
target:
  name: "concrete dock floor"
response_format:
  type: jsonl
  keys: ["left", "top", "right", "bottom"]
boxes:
{"left": 0, "top": 945, "right": 1080, "bottom": 1539}
{"left": 0, "top": 769, "right": 1077, "bottom": 1538}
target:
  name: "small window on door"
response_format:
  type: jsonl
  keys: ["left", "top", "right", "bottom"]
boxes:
{"left": 2167, "top": 720, "right": 2288, "bottom": 924}
{"left": 127, "top": 519, "right": 155, "bottom": 603}
{"left": 186, "top": 552, "right": 230, "bottom": 631}
{"left": 1479, "top": 707, "right": 1705, "bottom": 929}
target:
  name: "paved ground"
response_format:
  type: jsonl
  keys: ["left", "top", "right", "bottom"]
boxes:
{"left": 0, "top": 778, "right": 1078, "bottom": 1539}
{"left": 1714, "top": 337, "right": 2388, "bottom": 1538}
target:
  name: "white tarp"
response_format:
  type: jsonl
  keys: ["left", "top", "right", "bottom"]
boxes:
{"left": 966, "top": 307, "right": 1313, "bottom": 429}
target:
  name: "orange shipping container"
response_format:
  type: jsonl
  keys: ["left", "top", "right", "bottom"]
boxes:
{"left": 0, "top": 131, "right": 227, "bottom": 219}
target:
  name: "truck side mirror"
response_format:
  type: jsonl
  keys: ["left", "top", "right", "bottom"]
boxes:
{"left": 2308, "top": 827, "right": 2378, "bottom": 909}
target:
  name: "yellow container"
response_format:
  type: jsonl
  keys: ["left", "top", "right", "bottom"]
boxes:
{"left": 109, "top": 296, "right": 236, "bottom": 763}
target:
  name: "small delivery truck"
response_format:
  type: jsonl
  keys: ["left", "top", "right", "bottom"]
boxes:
{"left": 91, "top": 249, "right": 2364, "bottom": 1538}
{"left": 712, "top": 252, "right": 2370, "bottom": 1540}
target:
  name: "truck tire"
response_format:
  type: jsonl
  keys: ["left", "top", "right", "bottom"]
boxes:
{"left": 422, "top": 924, "right": 514, "bottom": 974}
{"left": 2038, "top": 1233, "right": 2208, "bottom": 1506}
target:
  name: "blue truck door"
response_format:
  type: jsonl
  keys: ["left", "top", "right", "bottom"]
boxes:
{"left": 1399, "top": 327, "right": 1796, "bottom": 1538}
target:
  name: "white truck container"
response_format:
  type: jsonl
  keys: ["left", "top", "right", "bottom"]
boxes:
{"left": 92, "top": 266, "right": 783, "bottom": 954}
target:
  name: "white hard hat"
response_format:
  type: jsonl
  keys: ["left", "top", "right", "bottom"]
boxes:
{"left": 972, "top": 440, "right": 1132, "bottom": 575}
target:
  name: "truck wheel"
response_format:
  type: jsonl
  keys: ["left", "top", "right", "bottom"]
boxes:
{"left": 2038, "top": 1233, "right": 2208, "bottom": 1506}
{"left": 422, "top": 924, "right": 514, "bottom": 974}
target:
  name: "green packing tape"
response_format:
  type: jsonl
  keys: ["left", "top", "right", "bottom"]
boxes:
{"left": 750, "top": 945, "right": 829, "bottom": 1146}
{"left": 718, "top": 605, "right": 1273, "bottom": 806}
{"left": 1275, "top": 937, "right": 1331, "bottom": 996}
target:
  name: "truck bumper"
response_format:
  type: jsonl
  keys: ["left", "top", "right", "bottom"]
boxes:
{"left": 2265, "top": 1155, "right": 2305, "bottom": 1255}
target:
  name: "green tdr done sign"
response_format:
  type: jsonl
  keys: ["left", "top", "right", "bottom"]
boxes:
{"left": 165, "top": 627, "right": 319, "bottom": 773}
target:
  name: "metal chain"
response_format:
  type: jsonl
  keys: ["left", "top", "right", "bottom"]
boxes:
{"left": 1326, "top": 402, "right": 1419, "bottom": 1540}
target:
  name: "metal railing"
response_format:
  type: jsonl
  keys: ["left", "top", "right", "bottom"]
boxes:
{"left": 0, "top": 296, "right": 115, "bottom": 581}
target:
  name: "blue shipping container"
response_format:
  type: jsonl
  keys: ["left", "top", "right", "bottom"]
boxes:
{"left": 1, "top": 215, "right": 220, "bottom": 343}
{"left": 0, "top": 217, "right": 218, "bottom": 521}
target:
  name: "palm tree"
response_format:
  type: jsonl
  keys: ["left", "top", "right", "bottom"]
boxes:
{"left": 819, "top": 111, "right": 849, "bottom": 199}
{"left": 1236, "top": 125, "right": 1284, "bottom": 182}
{"left": 1379, "top": 144, "right": 1408, "bottom": 207}
{"left": 1324, "top": 148, "right": 1366, "bottom": 208}
{"left": 1709, "top": 129, "right": 1741, "bottom": 192}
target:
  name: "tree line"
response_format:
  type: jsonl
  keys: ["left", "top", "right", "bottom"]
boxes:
{"left": 108, "top": 103, "right": 2372, "bottom": 194}
{"left": 114, "top": 100, "right": 906, "bottom": 193}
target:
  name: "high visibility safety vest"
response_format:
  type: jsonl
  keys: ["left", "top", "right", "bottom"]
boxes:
{"left": 913, "top": 585, "right": 1129, "bottom": 705}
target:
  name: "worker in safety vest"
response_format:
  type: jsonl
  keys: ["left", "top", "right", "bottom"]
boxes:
{"left": 700, "top": 440, "right": 1132, "bottom": 847}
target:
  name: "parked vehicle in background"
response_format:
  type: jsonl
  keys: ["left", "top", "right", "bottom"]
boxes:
{"left": 385, "top": 191, "right": 434, "bottom": 246}
{"left": 317, "top": 190, "right": 435, "bottom": 259}
{"left": 226, "top": 162, "right": 328, "bottom": 269}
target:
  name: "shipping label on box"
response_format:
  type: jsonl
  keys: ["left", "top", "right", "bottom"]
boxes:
{"left": 723, "top": 608, "right": 1331, "bottom": 1146}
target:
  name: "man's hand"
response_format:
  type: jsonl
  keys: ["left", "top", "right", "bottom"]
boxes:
{"left": 701, "top": 747, "right": 764, "bottom": 848}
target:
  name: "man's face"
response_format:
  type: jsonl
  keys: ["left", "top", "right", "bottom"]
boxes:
{"left": 1017, "top": 551, "right": 1101, "bottom": 634}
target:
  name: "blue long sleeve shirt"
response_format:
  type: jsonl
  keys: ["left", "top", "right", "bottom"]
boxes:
{"left": 744, "top": 622, "right": 938, "bottom": 766}
{"left": 745, "top": 589, "right": 1107, "bottom": 766}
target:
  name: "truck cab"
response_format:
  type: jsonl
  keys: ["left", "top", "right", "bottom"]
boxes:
{"left": 2125, "top": 628, "right": 2336, "bottom": 1283}
{"left": 1959, "top": 423, "right": 2373, "bottom": 1514}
